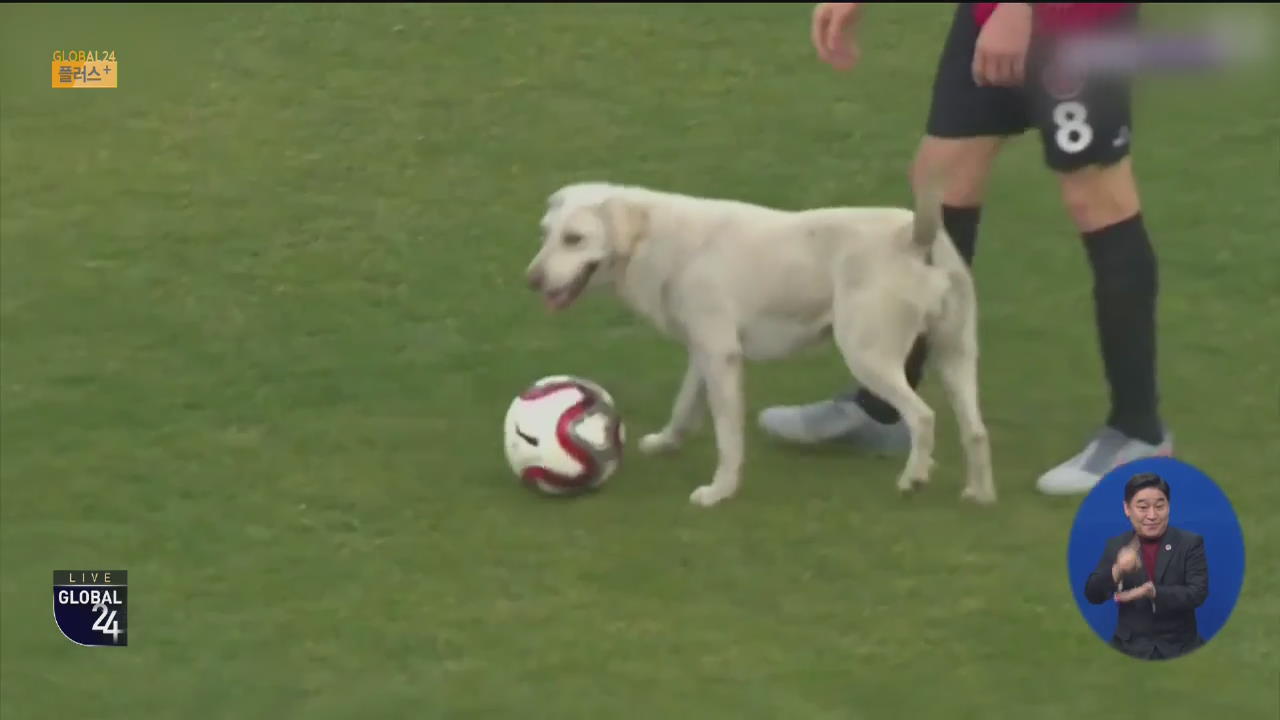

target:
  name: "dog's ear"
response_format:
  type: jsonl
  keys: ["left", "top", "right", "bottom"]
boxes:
{"left": 600, "top": 197, "right": 650, "bottom": 254}
{"left": 546, "top": 189, "right": 568, "bottom": 211}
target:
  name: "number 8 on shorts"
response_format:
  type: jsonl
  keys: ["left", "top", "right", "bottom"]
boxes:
{"left": 1053, "top": 101, "right": 1094, "bottom": 155}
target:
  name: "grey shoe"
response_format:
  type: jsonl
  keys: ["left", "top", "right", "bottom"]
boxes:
{"left": 757, "top": 397, "right": 911, "bottom": 455}
{"left": 1036, "top": 426, "right": 1174, "bottom": 496}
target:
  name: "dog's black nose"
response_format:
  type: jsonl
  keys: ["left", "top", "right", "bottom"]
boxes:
{"left": 526, "top": 268, "right": 545, "bottom": 292}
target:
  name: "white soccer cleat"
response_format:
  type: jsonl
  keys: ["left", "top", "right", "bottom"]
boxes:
{"left": 757, "top": 397, "right": 911, "bottom": 455}
{"left": 1036, "top": 426, "right": 1173, "bottom": 496}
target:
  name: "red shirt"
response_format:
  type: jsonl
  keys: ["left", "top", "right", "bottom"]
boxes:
{"left": 973, "top": 2, "right": 1135, "bottom": 35}
{"left": 1140, "top": 536, "right": 1162, "bottom": 583}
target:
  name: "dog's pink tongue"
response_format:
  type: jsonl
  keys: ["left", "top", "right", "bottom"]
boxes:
{"left": 543, "top": 294, "right": 562, "bottom": 311}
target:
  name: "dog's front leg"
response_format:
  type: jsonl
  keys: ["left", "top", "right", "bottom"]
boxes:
{"left": 688, "top": 346, "right": 745, "bottom": 508}
{"left": 639, "top": 357, "right": 704, "bottom": 455}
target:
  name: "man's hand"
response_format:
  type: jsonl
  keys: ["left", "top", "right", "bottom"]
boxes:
{"left": 1115, "top": 581, "right": 1156, "bottom": 603}
{"left": 1112, "top": 544, "right": 1139, "bottom": 583}
{"left": 972, "top": 2, "right": 1033, "bottom": 86}
{"left": 812, "top": 3, "right": 862, "bottom": 71}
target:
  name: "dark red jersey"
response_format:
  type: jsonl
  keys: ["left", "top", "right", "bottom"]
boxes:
{"left": 973, "top": 3, "right": 1136, "bottom": 35}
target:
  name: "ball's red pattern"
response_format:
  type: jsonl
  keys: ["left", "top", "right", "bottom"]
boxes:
{"left": 518, "top": 381, "right": 579, "bottom": 401}
{"left": 517, "top": 380, "right": 608, "bottom": 492}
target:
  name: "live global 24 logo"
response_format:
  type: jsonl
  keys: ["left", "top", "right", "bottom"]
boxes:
{"left": 53, "top": 570, "right": 127, "bottom": 646}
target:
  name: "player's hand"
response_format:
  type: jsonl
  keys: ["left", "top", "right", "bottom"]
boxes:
{"left": 812, "top": 3, "right": 862, "bottom": 71}
{"left": 972, "top": 2, "right": 1032, "bottom": 86}
{"left": 1114, "top": 581, "right": 1155, "bottom": 603}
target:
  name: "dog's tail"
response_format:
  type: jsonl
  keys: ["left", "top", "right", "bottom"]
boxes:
{"left": 910, "top": 175, "right": 946, "bottom": 255}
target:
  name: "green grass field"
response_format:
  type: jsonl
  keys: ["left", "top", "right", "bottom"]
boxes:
{"left": 3, "top": 4, "right": 1278, "bottom": 718}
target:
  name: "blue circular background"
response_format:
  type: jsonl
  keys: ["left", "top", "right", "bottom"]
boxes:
{"left": 1066, "top": 457, "right": 1246, "bottom": 649}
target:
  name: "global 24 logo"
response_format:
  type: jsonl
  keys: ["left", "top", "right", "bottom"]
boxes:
{"left": 53, "top": 570, "right": 128, "bottom": 646}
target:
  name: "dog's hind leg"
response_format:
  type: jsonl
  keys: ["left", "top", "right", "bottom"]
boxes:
{"left": 833, "top": 293, "right": 937, "bottom": 496}
{"left": 934, "top": 342, "right": 996, "bottom": 504}
{"left": 928, "top": 290, "right": 996, "bottom": 504}
{"left": 640, "top": 356, "right": 705, "bottom": 455}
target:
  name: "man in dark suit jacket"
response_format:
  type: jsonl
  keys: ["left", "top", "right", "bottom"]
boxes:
{"left": 1084, "top": 472, "right": 1210, "bottom": 660}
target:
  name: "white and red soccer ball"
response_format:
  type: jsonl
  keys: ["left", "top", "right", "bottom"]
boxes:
{"left": 503, "top": 375, "right": 626, "bottom": 495}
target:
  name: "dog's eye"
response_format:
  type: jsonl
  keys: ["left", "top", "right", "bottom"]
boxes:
{"left": 563, "top": 232, "right": 584, "bottom": 247}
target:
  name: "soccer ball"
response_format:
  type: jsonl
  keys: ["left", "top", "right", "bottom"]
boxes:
{"left": 503, "top": 375, "right": 626, "bottom": 495}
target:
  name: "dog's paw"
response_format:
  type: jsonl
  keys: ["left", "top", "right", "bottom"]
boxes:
{"left": 896, "top": 458, "right": 933, "bottom": 496}
{"left": 639, "top": 432, "right": 679, "bottom": 455}
{"left": 689, "top": 484, "right": 733, "bottom": 508}
{"left": 896, "top": 474, "right": 929, "bottom": 496}
{"left": 960, "top": 486, "right": 997, "bottom": 505}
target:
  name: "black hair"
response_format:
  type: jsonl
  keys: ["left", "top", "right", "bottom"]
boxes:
{"left": 1124, "top": 472, "right": 1171, "bottom": 504}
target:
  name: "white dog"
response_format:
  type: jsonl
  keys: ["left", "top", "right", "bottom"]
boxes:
{"left": 524, "top": 181, "right": 995, "bottom": 508}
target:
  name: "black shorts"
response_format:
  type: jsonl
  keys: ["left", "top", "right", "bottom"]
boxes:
{"left": 925, "top": 3, "right": 1138, "bottom": 172}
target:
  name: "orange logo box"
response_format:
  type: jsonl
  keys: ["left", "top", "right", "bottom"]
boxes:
{"left": 52, "top": 60, "right": 117, "bottom": 89}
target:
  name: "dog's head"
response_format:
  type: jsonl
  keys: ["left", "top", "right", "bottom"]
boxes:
{"left": 525, "top": 183, "right": 649, "bottom": 311}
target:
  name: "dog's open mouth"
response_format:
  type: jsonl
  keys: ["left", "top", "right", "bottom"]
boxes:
{"left": 544, "top": 261, "right": 599, "bottom": 311}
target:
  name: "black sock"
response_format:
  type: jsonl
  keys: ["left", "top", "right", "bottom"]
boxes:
{"left": 852, "top": 205, "right": 981, "bottom": 424}
{"left": 942, "top": 205, "right": 981, "bottom": 264}
{"left": 1083, "top": 213, "right": 1163, "bottom": 444}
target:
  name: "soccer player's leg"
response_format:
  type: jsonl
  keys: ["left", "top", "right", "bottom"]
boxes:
{"left": 758, "top": 3, "right": 1020, "bottom": 452}
{"left": 1030, "top": 53, "right": 1173, "bottom": 495}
